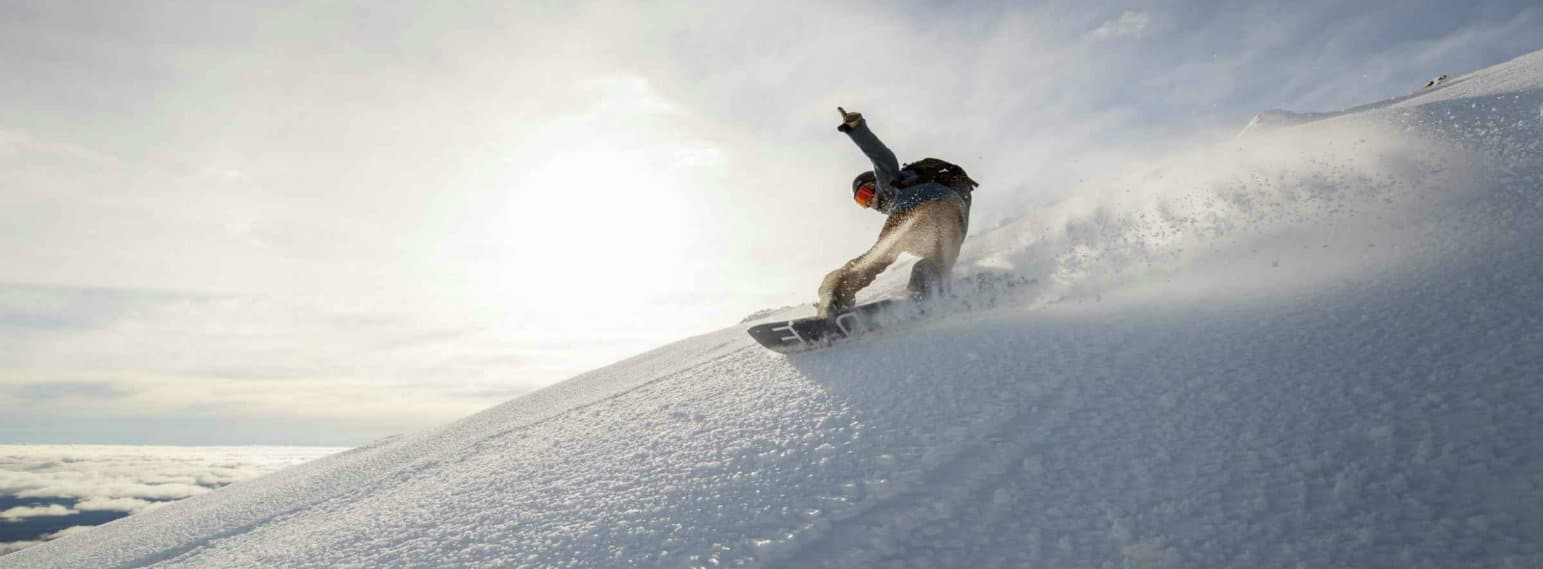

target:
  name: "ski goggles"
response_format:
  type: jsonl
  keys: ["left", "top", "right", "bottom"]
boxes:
{"left": 854, "top": 182, "right": 876, "bottom": 208}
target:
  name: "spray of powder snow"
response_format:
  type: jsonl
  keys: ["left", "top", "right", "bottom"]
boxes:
{"left": 954, "top": 112, "right": 1505, "bottom": 310}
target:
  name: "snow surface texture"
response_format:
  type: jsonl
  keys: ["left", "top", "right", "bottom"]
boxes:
{"left": 7, "top": 51, "right": 1541, "bottom": 569}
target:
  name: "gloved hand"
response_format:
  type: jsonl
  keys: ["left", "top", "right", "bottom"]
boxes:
{"left": 837, "top": 106, "right": 864, "bottom": 132}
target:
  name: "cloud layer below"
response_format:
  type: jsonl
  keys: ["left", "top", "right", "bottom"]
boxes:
{"left": 0, "top": 444, "right": 341, "bottom": 555}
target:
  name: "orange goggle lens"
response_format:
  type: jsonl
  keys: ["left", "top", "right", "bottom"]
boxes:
{"left": 854, "top": 184, "right": 876, "bottom": 208}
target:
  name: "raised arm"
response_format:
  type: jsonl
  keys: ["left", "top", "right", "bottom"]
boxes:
{"left": 837, "top": 107, "right": 902, "bottom": 189}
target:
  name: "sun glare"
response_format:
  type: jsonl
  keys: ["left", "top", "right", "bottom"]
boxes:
{"left": 496, "top": 144, "right": 691, "bottom": 309}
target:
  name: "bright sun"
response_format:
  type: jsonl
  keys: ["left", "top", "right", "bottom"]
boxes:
{"left": 496, "top": 144, "right": 692, "bottom": 310}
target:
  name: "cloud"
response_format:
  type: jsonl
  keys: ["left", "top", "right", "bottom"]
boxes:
{"left": 0, "top": 125, "right": 120, "bottom": 165}
{"left": 9, "top": 382, "right": 130, "bottom": 401}
{"left": 0, "top": 128, "right": 24, "bottom": 158}
{"left": 0, "top": 445, "right": 340, "bottom": 505}
{"left": 0, "top": 446, "right": 337, "bottom": 556}
{"left": 0, "top": 504, "right": 76, "bottom": 521}
{"left": 0, "top": 284, "right": 564, "bottom": 443}
{"left": 200, "top": 167, "right": 248, "bottom": 181}
{"left": 1089, "top": 11, "right": 1151, "bottom": 41}
{"left": 74, "top": 497, "right": 165, "bottom": 514}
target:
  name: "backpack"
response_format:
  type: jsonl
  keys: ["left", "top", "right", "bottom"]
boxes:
{"left": 898, "top": 157, "right": 979, "bottom": 194}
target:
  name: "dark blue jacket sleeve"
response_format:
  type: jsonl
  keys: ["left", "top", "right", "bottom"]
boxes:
{"left": 842, "top": 121, "right": 903, "bottom": 191}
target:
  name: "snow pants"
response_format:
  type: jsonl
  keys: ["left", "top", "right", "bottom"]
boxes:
{"left": 817, "top": 195, "right": 968, "bottom": 318}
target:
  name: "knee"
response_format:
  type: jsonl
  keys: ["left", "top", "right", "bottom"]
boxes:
{"left": 819, "top": 266, "right": 847, "bottom": 292}
{"left": 824, "top": 265, "right": 849, "bottom": 282}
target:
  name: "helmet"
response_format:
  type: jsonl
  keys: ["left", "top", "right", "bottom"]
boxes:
{"left": 851, "top": 171, "right": 877, "bottom": 209}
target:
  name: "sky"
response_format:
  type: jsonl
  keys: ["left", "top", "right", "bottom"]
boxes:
{"left": 1, "top": 0, "right": 1538, "bottom": 446}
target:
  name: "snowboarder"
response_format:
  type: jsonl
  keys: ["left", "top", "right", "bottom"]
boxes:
{"left": 816, "top": 107, "right": 977, "bottom": 318}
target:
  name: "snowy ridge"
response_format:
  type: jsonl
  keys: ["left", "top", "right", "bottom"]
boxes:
{"left": 6, "top": 51, "right": 1541, "bottom": 568}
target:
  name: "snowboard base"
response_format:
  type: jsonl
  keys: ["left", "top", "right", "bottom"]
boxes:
{"left": 746, "top": 299, "right": 919, "bottom": 353}
{"left": 744, "top": 272, "right": 1039, "bottom": 354}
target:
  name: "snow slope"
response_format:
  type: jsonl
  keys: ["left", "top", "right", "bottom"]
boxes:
{"left": 8, "top": 51, "right": 1542, "bottom": 569}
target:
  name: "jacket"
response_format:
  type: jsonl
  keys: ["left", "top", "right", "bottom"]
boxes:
{"left": 840, "top": 120, "right": 971, "bottom": 219}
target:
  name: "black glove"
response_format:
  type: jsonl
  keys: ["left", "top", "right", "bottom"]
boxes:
{"left": 836, "top": 106, "right": 864, "bottom": 133}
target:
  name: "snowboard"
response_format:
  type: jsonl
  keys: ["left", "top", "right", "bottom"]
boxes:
{"left": 746, "top": 299, "right": 921, "bottom": 353}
